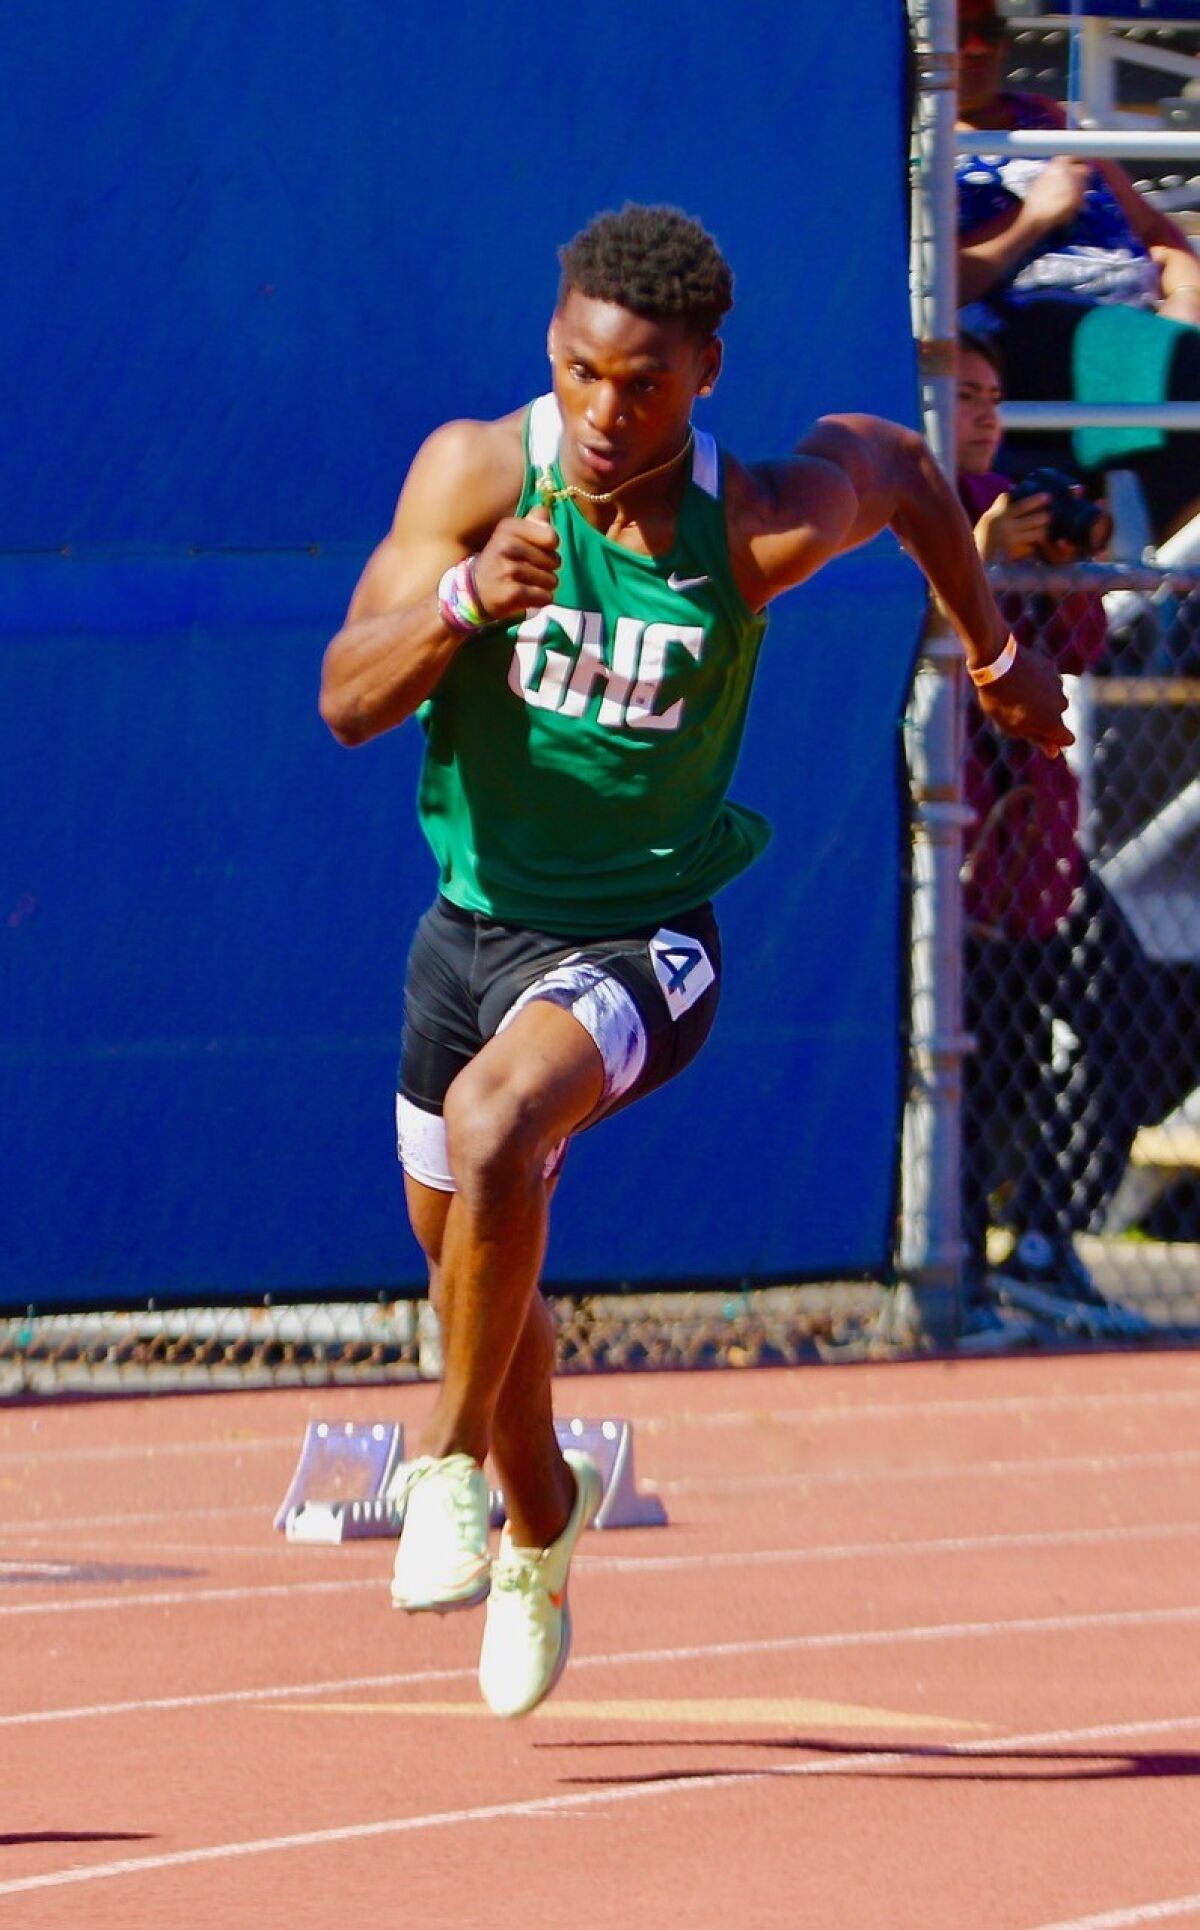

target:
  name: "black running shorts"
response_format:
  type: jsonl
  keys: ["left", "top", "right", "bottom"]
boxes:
{"left": 399, "top": 894, "right": 722, "bottom": 1130}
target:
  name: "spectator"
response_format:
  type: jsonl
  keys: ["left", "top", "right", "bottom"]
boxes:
{"left": 955, "top": 332, "right": 1154, "bottom": 1340}
{"left": 957, "top": 0, "right": 1200, "bottom": 541}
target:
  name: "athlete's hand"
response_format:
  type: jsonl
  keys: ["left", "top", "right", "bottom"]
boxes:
{"left": 473, "top": 505, "right": 560, "bottom": 620}
{"left": 974, "top": 644, "right": 1074, "bottom": 758}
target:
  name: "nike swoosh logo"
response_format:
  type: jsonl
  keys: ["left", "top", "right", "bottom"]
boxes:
{"left": 666, "top": 571, "right": 711, "bottom": 593}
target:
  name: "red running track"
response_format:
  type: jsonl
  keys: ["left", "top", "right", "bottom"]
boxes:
{"left": 2, "top": 1351, "right": 1200, "bottom": 1929}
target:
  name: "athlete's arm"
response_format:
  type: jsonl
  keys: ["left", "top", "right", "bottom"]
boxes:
{"left": 318, "top": 414, "right": 556, "bottom": 747}
{"left": 728, "top": 414, "right": 1072, "bottom": 757}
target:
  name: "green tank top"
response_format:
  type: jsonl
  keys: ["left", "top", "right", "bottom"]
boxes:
{"left": 415, "top": 393, "right": 772, "bottom": 935}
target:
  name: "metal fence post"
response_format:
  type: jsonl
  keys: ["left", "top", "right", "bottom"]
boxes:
{"left": 898, "top": 0, "right": 969, "bottom": 1342}
{"left": 898, "top": 622, "right": 974, "bottom": 1342}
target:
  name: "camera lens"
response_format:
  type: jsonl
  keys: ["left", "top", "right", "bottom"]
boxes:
{"left": 1051, "top": 492, "right": 1102, "bottom": 550}
{"left": 1010, "top": 468, "right": 1103, "bottom": 554}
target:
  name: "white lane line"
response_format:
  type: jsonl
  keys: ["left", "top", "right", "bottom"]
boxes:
{"left": 63, "top": 1539, "right": 307, "bottom": 1561}
{"left": 582, "top": 1520, "right": 1200, "bottom": 1575}
{"left": 664, "top": 1447, "right": 1200, "bottom": 1495}
{"left": 10, "top": 1517, "right": 1200, "bottom": 1577}
{"left": 4, "top": 1602, "right": 1200, "bottom": 1720}
{"left": 970, "top": 1714, "right": 1200, "bottom": 1756}
{"left": 0, "top": 1559, "right": 78, "bottom": 1577}
{"left": 5, "top": 1382, "right": 1200, "bottom": 1471}
{"left": 2, "top": 1537, "right": 304, "bottom": 1564}
{"left": 0, "top": 1503, "right": 268, "bottom": 1538}
{"left": 3, "top": 1490, "right": 1200, "bottom": 1623}
{"left": 0, "top": 1770, "right": 887, "bottom": 1900}
{"left": 0, "top": 1434, "right": 301, "bottom": 1467}
{"left": 569, "top": 1605, "right": 1200, "bottom": 1664}
{"left": 1032, "top": 1895, "right": 1200, "bottom": 1928}
{"left": 0, "top": 1708, "right": 1197, "bottom": 1901}
{"left": 0, "top": 1666, "right": 478, "bottom": 1728}
{"left": 6, "top": 1445, "right": 1200, "bottom": 1545}
{"left": 0, "top": 1577, "right": 376, "bottom": 1617}
{"left": 653, "top": 1386, "right": 1200, "bottom": 1431}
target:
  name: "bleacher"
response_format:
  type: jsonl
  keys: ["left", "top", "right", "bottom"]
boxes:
{"left": 999, "top": 3, "right": 1200, "bottom": 220}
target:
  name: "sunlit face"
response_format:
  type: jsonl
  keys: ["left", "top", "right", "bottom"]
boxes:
{"left": 958, "top": 0, "right": 1007, "bottom": 115}
{"left": 548, "top": 289, "right": 719, "bottom": 496}
{"left": 955, "top": 346, "right": 1003, "bottom": 474}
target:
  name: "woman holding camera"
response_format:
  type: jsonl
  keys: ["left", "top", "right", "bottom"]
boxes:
{"left": 955, "top": 334, "right": 1153, "bottom": 1342}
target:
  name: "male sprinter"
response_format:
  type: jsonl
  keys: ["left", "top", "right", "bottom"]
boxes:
{"left": 319, "top": 203, "right": 1069, "bottom": 1718}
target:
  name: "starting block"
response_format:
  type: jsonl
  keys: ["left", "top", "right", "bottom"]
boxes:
{"left": 275, "top": 1421, "right": 406, "bottom": 1542}
{"left": 275, "top": 1415, "right": 665, "bottom": 1540}
{"left": 574, "top": 1415, "right": 667, "bottom": 1528}
{"left": 492, "top": 1417, "right": 667, "bottom": 1531}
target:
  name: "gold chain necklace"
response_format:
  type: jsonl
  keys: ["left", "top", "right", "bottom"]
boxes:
{"left": 536, "top": 430, "right": 695, "bottom": 508}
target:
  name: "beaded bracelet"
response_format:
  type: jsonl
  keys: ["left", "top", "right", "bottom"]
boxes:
{"left": 967, "top": 636, "right": 1018, "bottom": 688}
{"left": 436, "top": 557, "right": 491, "bottom": 636}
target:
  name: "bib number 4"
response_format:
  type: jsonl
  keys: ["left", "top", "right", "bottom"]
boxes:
{"left": 649, "top": 929, "right": 716, "bottom": 1019}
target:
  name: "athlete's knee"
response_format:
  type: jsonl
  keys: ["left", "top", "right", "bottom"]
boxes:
{"left": 442, "top": 1068, "right": 548, "bottom": 1199}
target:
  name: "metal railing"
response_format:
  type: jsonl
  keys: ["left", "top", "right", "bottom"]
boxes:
{"left": 956, "top": 128, "right": 1200, "bottom": 157}
{"left": 901, "top": 0, "right": 970, "bottom": 1342}
{"left": 903, "top": 0, "right": 1200, "bottom": 1340}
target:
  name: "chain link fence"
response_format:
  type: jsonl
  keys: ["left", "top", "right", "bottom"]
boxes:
{"left": 0, "top": 1285, "right": 886, "bottom": 1397}
{"left": 7, "top": 560, "right": 1197, "bottom": 1390}
{"left": 971, "top": 561, "right": 1200, "bottom": 1339}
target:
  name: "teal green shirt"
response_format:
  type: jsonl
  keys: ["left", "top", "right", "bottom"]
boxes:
{"left": 415, "top": 393, "right": 772, "bottom": 935}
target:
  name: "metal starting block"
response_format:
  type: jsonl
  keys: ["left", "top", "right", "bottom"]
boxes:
{"left": 275, "top": 1415, "right": 665, "bottom": 1540}
{"left": 490, "top": 1417, "right": 667, "bottom": 1531}
{"left": 286, "top": 1494, "right": 406, "bottom": 1542}
{"left": 275, "top": 1421, "right": 405, "bottom": 1542}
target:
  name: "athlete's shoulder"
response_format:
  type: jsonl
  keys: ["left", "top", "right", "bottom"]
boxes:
{"left": 720, "top": 435, "right": 872, "bottom": 607}
{"left": 392, "top": 408, "right": 526, "bottom": 548}
{"left": 721, "top": 450, "right": 768, "bottom": 522}
{"left": 408, "top": 409, "right": 525, "bottom": 504}
{"left": 721, "top": 446, "right": 855, "bottom": 541}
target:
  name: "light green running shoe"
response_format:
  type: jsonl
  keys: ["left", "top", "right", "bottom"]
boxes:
{"left": 389, "top": 1453, "right": 491, "bottom": 1613}
{"left": 477, "top": 1449, "right": 602, "bottom": 1719}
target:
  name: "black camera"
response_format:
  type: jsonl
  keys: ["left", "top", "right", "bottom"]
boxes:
{"left": 1008, "top": 467, "right": 1108, "bottom": 555}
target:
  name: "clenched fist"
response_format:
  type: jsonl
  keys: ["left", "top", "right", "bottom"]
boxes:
{"left": 473, "top": 505, "right": 561, "bottom": 621}
{"left": 976, "top": 644, "right": 1074, "bottom": 758}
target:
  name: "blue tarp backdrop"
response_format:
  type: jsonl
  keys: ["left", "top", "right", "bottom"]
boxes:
{"left": 2, "top": 2, "right": 923, "bottom": 1309}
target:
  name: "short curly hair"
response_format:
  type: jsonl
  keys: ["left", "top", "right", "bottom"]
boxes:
{"left": 557, "top": 203, "right": 734, "bottom": 341}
